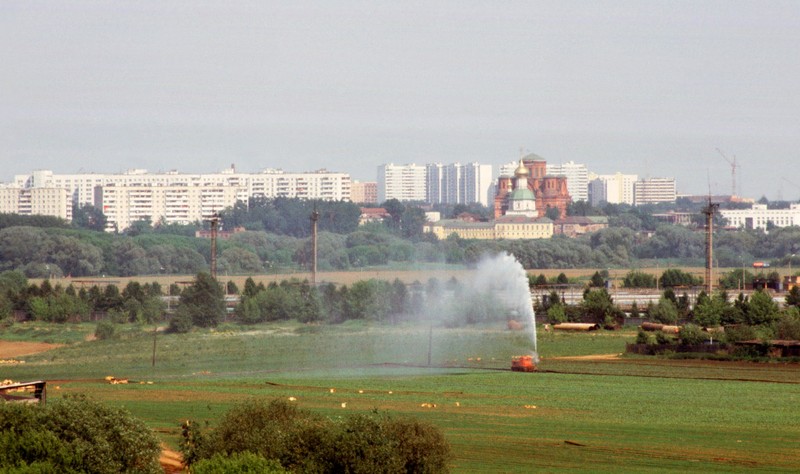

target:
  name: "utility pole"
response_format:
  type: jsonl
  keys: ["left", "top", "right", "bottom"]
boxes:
{"left": 703, "top": 197, "right": 719, "bottom": 294}
{"left": 209, "top": 213, "right": 220, "bottom": 280}
{"left": 310, "top": 207, "right": 319, "bottom": 286}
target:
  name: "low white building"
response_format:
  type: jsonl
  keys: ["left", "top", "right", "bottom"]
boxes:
{"left": 720, "top": 204, "right": 800, "bottom": 230}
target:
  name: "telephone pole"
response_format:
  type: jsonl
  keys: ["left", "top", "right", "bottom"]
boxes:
{"left": 703, "top": 198, "right": 719, "bottom": 294}
{"left": 310, "top": 208, "right": 319, "bottom": 286}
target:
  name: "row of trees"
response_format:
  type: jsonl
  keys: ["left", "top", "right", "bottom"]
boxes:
{"left": 4, "top": 196, "right": 800, "bottom": 278}
{"left": 0, "top": 270, "right": 171, "bottom": 324}
{"left": 539, "top": 283, "right": 800, "bottom": 341}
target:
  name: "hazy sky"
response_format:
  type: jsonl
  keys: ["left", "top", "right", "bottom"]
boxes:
{"left": 2, "top": 1, "right": 799, "bottom": 199}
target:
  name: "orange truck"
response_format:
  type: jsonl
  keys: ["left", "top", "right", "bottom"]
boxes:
{"left": 511, "top": 355, "right": 537, "bottom": 372}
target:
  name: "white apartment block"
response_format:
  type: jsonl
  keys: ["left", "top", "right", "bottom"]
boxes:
{"left": 633, "top": 177, "right": 677, "bottom": 206}
{"left": 96, "top": 183, "right": 245, "bottom": 231}
{"left": 426, "top": 163, "right": 493, "bottom": 207}
{"left": 588, "top": 173, "right": 638, "bottom": 206}
{"left": 377, "top": 163, "right": 427, "bottom": 203}
{"left": 0, "top": 186, "right": 72, "bottom": 221}
{"left": 11, "top": 166, "right": 351, "bottom": 231}
{"left": 720, "top": 204, "right": 800, "bottom": 231}
{"left": 546, "top": 161, "right": 589, "bottom": 202}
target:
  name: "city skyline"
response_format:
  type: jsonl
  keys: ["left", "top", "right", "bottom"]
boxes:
{"left": 2, "top": 2, "right": 799, "bottom": 200}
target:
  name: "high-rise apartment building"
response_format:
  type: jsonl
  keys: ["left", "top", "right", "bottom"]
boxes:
{"left": 377, "top": 163, "right": 427, "bottom": 203}
{"left": 588, "top": 173, "right": 638, "bottom": 206}
{"left": 546, "top": 161, "right": 589, "bottom": 202}
{"left": 379, "top": 162, "right": 492, "bottom": 205}
{"left": 425, "top": 162, "right": 493, "bottom": 207}
{"left": 633, "top": 177, "right": 677, "bottom": 206}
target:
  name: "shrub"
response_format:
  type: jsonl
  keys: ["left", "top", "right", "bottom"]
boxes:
{"left": 775, "top": 309, "right": 800, "bottom": 340}
{"left": 182, "top": 398, "right": 450, "bottom": 473}
{"left": 678, "top": 324, "right": 707, "bottom": 345}
{"left": 655, "top": 331, "right": 673, "bottom": 345}
{"left": 649, "top": 297, "right": 678, "bottom": 324}
{"left": 94, "top": 320, "right": 116, "bottom": 340}
{"left": 167, "top": 306, "right": 193, "bottom": 333}
{"left": 0, "top": 395, "right": 161, "bottom": 473}
{"left": 382, "top": 416, "right": 451, "bottom": 474}
{"left": 724, "top": 324, "right": 758, "bottom": 343}
{"left": 546, "top": 304, "right": 567, "bottom": 323}
{"left": 192, "top": 452, "right": 286, "bottom": 474}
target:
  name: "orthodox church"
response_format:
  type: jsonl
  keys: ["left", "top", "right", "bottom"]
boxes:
{"left": 493, "top": 154, "right": 571, "bottom": 219}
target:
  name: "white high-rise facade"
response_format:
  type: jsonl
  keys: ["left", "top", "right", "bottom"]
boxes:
{"left": 385, "top": 162, "right": 493, "bottom": 206}
{"left": 589, "top": 173, "right": 638, "bottom": 205}
{"left": 546, "top": 161, "right": 589, "bottom": 202}
{"left": 461, "top": 163, "right": 493, "bottom": 207}
{"left": 378, "top": 163, "right": 427, "bottom": 203}
{"left": 425, "top": 162, "right": 493, "bottom": 207}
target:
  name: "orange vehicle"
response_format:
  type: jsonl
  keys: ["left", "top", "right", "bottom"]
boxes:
{"left": 511, "top": 355, "right": 537, "bottom": 372}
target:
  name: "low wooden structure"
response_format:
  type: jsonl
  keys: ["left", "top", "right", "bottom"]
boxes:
{"left": 736, "top": 340, "right": 800, "bottom": 358}
{"left": 0, "top": 380, "right": 46, "bottom": 404}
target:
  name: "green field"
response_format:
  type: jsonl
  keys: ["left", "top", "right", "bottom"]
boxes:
{"left": 3, "top": 321, "right": 800, "bottom": 472}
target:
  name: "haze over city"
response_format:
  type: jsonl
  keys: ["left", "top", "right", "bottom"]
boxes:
{"left": 2, "top": 1, "right": 799, "bottom": 200}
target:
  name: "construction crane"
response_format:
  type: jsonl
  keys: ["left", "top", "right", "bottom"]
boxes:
{"left": 716, "top": 148, "right": 738, "bottom": 197}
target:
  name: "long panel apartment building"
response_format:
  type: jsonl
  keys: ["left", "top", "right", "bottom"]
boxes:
{"left": 9, "top": 166, "right": 351, "bottom": 231}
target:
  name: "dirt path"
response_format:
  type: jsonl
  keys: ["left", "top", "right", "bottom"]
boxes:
{"left": 0, "top": 341, "right": 62, "bottom": 359}
{"left": 160, "top": 446, "right": 184, "bottom": 473}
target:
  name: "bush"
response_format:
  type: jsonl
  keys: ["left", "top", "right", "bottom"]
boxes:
{"left": 546, "top": 304, "right": 567, "bottom": 323}
{"left": 192, "top": 452, "right": 286, "bottom": 474}
{"left": 0, "top": 395, "right": 161, "bottom": 473}
{"left": 724, "top": 324, "right": 758, "bottom": 343}
{"left": 678, "top": 324, "right": 707, "bottom": 345}
{"left": 167, "top": 306, "right": 193, "bottom": 333}
{"left": 182, "top": 399, "right": 450, "bottom": 473}
{"left": 775, "top": 309, "right": 800, "bottom": 340}
{"left": 383, "top": 416, "right": 451, "bottom": 474}
{"left": 94, "top": 320, "right": 116, "bottom": 340}
{"left": 655, "top": 331, "right": 674, "bottom": 345}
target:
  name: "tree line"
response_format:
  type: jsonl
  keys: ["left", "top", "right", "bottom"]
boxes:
{"left": 3, "top": 196, "right": 800, "bottom": 279}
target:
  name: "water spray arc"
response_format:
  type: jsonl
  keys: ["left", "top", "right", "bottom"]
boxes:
{"left": 470, "top": 252, "right": 538, "bottom": 362}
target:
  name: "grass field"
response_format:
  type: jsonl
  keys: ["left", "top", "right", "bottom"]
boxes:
{"left": 2, "top": 320, "right": 800, "bottom": 472}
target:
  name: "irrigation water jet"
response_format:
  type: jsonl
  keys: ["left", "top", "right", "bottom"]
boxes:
{"left": 471, "top": 252, "right": 538, "bottom": 362}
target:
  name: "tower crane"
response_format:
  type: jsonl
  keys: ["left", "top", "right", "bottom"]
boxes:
{"left": 716, "top": 148, "right": 738, "bottom": 197}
